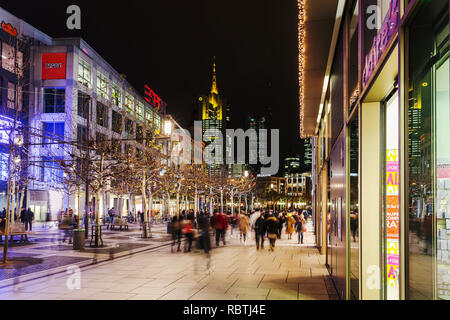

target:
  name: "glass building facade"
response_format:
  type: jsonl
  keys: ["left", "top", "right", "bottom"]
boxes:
{"left": 307, "top": 0, "right": 450, "bottom": 299}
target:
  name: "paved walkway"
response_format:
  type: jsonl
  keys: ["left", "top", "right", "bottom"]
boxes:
{"left": 0, "top": 220, "right": 338, "bottom": 300}
{"left": 0, "top": 222, "right": 172, "bottom": 286}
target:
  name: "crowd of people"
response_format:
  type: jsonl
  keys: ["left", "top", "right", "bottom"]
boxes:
{"left": 166, "top": 208, "right": 312, "bottom": 254}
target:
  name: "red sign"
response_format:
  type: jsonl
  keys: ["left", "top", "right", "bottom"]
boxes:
{"left": 1, "top": 21, "right": 18, "bottom": 37}
{"left": 144, "top": 85, "right": 167, "bottom": 113}
{"left": 42, "top": 53, "right": 67, "bottom": 80}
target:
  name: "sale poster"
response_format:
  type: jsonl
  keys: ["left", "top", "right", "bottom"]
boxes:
{"left": 386, "top": 149, "right": 400, "bottom": 299}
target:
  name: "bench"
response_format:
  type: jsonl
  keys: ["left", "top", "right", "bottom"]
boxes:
{"left": 109, "top": 218, "right": 129, "bottom": 231}
{"left": 0, "top": 223, "right": 34, "bottom": 243}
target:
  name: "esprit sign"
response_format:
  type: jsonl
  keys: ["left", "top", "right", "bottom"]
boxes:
{"left": 144, "top": 85, "right": 167, "bottom": 113}
{"left": 1, "top": 21, "right": 17, "bottom": 37}
{"left": 362, "top": 0, "right": 399, "bottom": 88}
{"left": 42, "top": 53, "right": 67, "bottom": 80}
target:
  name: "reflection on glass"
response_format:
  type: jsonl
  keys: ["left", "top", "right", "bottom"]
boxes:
{"left": 408, "top": 1, "right": 449, "bottom": 300}
{"left": 349, "top": 113, "right": 359, "bottom": 299}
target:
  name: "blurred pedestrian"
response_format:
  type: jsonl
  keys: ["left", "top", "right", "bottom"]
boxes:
{"left": 182, "top": 218, "right": 195, "bottom": 252}
{"left": 254, "top": 212, "right": 266, "bottom": 250}
{"left": 211, "top": 211, "right": 227, "bottom": 246}
{"left": 265, "top": 213, "right": 279, "bottom": 252}
{"left": 170, "top": 216, "right": 182, "bottom": 253}
{"left": 277, "top": 213, "right": 285, "bottom": 239}
{"left": 286, "top": 213, "right": 296, "bottom": 240}
{"left": 296, "top": 213, "right": 306, "bottom": 244}
{"left": 239, "top": 213, "right": 250, "bottom": 245}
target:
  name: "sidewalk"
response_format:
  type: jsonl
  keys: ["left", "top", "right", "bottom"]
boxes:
{"left": 0, "top": 222, "right": 172, "bottom": 288}
{"left": 0, "top": 220, "right": 338, "bottom": 300}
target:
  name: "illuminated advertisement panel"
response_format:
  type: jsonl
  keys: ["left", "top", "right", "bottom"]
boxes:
{"left": 42, "top": 53, "right": 67, "bottom": 80}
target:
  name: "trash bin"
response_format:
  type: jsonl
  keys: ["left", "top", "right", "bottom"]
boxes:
{"left": 73, "top": 229, "right": 85, "bottom": 250}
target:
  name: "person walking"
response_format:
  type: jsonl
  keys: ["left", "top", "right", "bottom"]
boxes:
{"left": 265, "top": 213, "right": 279, "bottom": 251}
{"left": 286, "top": 213, "right": 296, "bottom": 240}
{"left": 182, "top": 218, "right": 195, "bottom": 252}
{"left": 211, "top": 211, "right": 227, "bottom": 247}
{"left": 26, "top": 208, "right": 34, "bottom": 231}
{"left": 296, "top": 213, "right": 306, "bottom": 244}
{"left": 170, "top": 216, "right": 182, "bottom": 253}
{"left": 254, "top": 212, "right": 266, "bottom": 250}
{"left": 277, "top": 212, "right": 285, "bottom": 239}
{"left": 239, "top": 213, "right": 250, "bottom": 245}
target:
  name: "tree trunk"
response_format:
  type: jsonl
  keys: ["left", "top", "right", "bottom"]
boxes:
{"left": 220, "top": 189, "right": 223, "bottom": 213}
{"left": 194, "top": 188, "right": 198, "bottom": 217}
{"left": 231, "top": 189, "right": 234, "bottom": 217}
{"left": 142, "top": 171, "right": 149, "bottom": 238}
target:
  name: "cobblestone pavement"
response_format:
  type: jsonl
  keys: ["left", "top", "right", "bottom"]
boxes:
{"left": 0, "top": 222, "right": 172, "bottom": 286}
{"left": 0, "top": 220, "right": 338, "bottom": 300}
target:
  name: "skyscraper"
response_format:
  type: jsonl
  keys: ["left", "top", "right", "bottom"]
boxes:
{"left": 198, "top": 57, "right": 227, "bottom": 176}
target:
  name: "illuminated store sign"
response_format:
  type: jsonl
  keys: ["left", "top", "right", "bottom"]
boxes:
{"left": 144, "top": 85, "right": 167, "bottom": 113}
{"left": 362, "top": 0, "right": 399, "bottom": 88}
{"left": 42, "top": 53, "right": 67, "bottom": 80}
{"left": 1, "top": 21, "right": 17, "bottom": 37}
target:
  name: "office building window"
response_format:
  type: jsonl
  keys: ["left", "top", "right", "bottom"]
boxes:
{"left": 146, "top": 107, "right": 153, "bottom": 126}
{"left": 125, "top": 118, "right": 134, "bottom": 137}
{"left": 96, "top": 101, "right": 109, "bottom": 128}
{"left": 136, "top": 101, "right": 144, "bottom": 121}
{"left": 78, "top": 58, "right": 91, "bottom": 88}
{"left": 97, "top": 72, "right": 109, "bottom": 99}
{"left": 42, "top": 156, "right": 64, "bottom": 183}
{"left": 112, "top": 83, "right": 121, "bottom": 107}
{"left": 112, "top": 110, "right": 122, "bottom": 134}
{"left": 125, "top": 92, "right": 134, "bottom": 114}
{"left": 136, "top": 124, "right": 143, "bottom": 144}
{"left": 43, "top": 122, "right": 64, "bottom": 148}
{"left": 43, "top": 88, "right": 65, "bottom": 113}
{"left": 7, "top": 82, "right": 22, "bottom": 111}
{"left": 154, "top": 113, "right": 161, "bottom": 134}
{"left": 77, "top": 124, "right": 88, "bottom": 148}
{"left": 77, "top": 92, "right": 90, "bottom": 119}
{"left": 2, "top": 42, "right": 15, "bottom": 74}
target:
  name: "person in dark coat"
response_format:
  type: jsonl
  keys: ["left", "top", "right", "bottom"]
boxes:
{"left": 170, "top": 216, "right": 182, "bottom": 253}
{"left": 265, "top": 213, "right": 279, "bottom": 251}
{"left": 253, "top": 212, "right": 266, "bottom": 250}
{"left": 277, "top": 213, "right": 285, "bottom": 239}
{"left": 26, "top": 208, "right": 34, "bottom": 231}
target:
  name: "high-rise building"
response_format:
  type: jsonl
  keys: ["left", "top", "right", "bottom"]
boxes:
{"left": 198, "top": 58, "right": 227, "bottom": 176}
{"left": 246, "top": 116, "right": 267, "bottom": 176}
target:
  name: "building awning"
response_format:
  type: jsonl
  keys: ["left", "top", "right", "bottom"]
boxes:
{"left": 298, "top": 0, "right": 340, "bottom": 138}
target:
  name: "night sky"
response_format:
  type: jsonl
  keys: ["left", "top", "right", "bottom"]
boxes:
{"left": 0, "top": 0, "right": 304, "bottom": 166}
